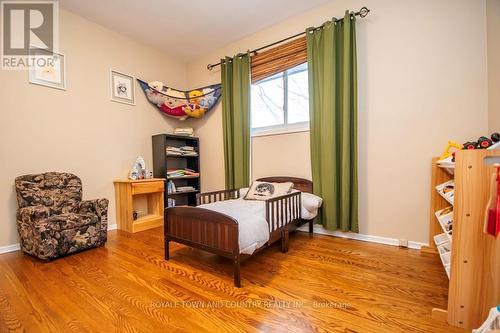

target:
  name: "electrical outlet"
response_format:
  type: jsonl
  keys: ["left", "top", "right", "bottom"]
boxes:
{"left": 399, "top": 239, "right": 408, "bottom": 248}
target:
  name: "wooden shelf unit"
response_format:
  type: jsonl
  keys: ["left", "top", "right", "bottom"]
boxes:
{"left": 152, "top": 134, "right": 200, "bottom": 207}
{"left": 113, "top": 178, "right": 165, "bottom": 233}
{"left": 422, "top": 150, "right": 500, "bottom": 330}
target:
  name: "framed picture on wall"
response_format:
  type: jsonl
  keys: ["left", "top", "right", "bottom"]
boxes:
{"left": 110, "top": 70, "right": 135, "bottom": 105}
{"left": 29, "top": 48, "right": 66, "bottom": 90}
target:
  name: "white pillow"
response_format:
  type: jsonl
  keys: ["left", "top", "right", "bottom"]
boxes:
{"left": 290, "top": 190, "right": 323, "bottom": 213}
{"left": 239, "top": 187, "right": 249, "bottom": 197}
{"left": 244, "top": 181, "right": 293, "bottom": 201}
{"left": 301, "top": 192, "right": 323, "bottom": 212}
{"left": 301, "top": 208, "right": 317, "bottom": 220}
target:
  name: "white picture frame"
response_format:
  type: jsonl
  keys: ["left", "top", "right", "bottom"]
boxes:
{"left": 29, "top": 48, "right": 66, "bottom": 90}
{"left": 110, "top": 70, "right": 135, "bottom": 105}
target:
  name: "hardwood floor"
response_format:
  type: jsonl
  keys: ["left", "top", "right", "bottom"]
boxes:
{"left": 0, "top": 228, "right": 464, "bottom": 333}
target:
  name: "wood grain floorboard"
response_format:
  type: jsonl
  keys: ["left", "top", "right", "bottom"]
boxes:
{"left": 0, "top": 228, "right": 465, "bottom": 333}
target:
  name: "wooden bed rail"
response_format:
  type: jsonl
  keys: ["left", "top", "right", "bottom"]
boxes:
{"left": 196, "top": 188, "right": 240, "bottom": 205}
{"left": 265, "top": 191, "right": 301, "bottom": 252}
{"left": 265, "top": 192, "right": 301, "bottom": 233}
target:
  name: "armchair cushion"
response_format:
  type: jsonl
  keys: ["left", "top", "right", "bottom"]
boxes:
{"left": 41, "top": 213, "right": 98, "bottom": 231}
{"left": 18, "top": 212, "right": 104, "bottom": 260}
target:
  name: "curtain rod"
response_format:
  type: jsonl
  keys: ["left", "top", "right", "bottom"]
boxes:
{"left": 206, "top": 6, "right": 370, "bottom": 70}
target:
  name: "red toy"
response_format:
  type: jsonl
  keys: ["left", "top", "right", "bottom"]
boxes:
{"left": 485, "top": 164, "right": 500, "bottom": 238}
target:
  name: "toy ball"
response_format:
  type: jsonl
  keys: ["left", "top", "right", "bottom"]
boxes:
{"left": 478, "top": 136, "right": 493, "bottom": 149}
{"left": 491, "top": 132, "right": 500, "bottom": 142}
{"left": 463, "top": 141, "right": 478, "bottom": 150}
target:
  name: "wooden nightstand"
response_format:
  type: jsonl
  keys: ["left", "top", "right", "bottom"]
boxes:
{"left": 114, "top": 178, "right": 165, "bottom": 233}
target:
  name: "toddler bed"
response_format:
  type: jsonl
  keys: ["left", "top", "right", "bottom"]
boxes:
{"left": 164, "top": 177, "right": 322, "bottom": 287}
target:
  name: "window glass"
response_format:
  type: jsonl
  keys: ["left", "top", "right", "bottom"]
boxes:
{"left": 250, "top": 72, "right": 284, "bottom": 129}
{"left": 287, "top": 64, "right": 309, "bottom": 124}
{"left": 251, "top": 63, "right": 309, "bottom": 134}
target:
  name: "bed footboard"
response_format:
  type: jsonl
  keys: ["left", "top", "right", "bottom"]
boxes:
{"left": 165, "top": 206, "right": 242, "bottom": 286}
{"left": 265, "top": 191, "right": 301, "bottom": 253}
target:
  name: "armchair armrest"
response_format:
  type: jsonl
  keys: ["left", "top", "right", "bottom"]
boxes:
{"left": 78, "top": 199, "right": 109, "bottom": 245}
{"left": 78, "top": 199, "right": 109, "bottom": 230}
{"left": 17, "top": 205, "right": 50, "bottom": 224}
{"left": 78, "top": 199, "right": 108, "bottom": 215}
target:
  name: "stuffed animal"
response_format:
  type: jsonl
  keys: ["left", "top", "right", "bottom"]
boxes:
{"left": 145, "top": 81, "right": 167, "bottom": 106}
{"left": 160, "top": 88, "right": 189, "bottom": 120}
{"left": 148, "top": 81, "right": 164, "bottom": 91}
{"left": 183, "top": 90, "right": 207, "bottom": 118}
{"left": 146, "top": 89, "right": 166, "bottom": 106}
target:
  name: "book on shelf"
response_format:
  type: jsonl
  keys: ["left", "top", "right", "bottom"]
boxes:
{"left": 435, "top": 206, "right": 453, "bottom": 239}
{"left": 173, "top": 127, "right": 194, "bottom": 136}
{"left": 167, "top": 168, "right": 200, "bottom": 178}
{"left": 167, "top": 180, "right": 176, "bottom": 194}
{"left": 436, "top": 156, "right": 455, "bottom": 175}
{"left": 166, "top": 151, "right": 182, "bottom": 156}
{"left": 435, "top": 180, "right": 455, "bottom": 205}
{"left": 166, "top": 145, "right": 198, "bottom": 157}
{"left": 176, "top": 186, "right": 196, "bottom": 192}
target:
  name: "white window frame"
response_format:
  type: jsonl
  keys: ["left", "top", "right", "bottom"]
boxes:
{"left": 251, "top": 64, "right": 309, "bottom": 137}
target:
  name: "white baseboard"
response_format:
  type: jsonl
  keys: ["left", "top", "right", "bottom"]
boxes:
{"left": 0, "top": 224, "right": 119, "bottom": 254}
{"left": 297, "top": 225, "right": 427, "bottom": 250}
{"left": 0, "top": 243, "right": 21, "bottom": 254}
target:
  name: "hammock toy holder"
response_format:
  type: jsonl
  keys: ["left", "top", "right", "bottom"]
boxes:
{"left": 137, "top": 79, "right": 221, "bottom": 120}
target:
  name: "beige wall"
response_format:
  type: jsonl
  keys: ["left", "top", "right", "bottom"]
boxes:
{"left": 487, "top": 0, "right": 500, "bottom": 132}
{"left": 186, "top": 0, "right": 489, "bottom": 243}
{"left": 0, "top": 9, "right": 185, "bottom": 247}
{"left": 252, "top": 132, "right": 311, "bottom": 180}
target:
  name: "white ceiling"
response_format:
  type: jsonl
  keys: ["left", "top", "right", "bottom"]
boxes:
{"left": 59, "top": 0, "right": 331, "bottom": 61}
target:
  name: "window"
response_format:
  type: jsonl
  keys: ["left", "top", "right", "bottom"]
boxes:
{"left": 251, "top": 62, "right": 309, "bottom": 135}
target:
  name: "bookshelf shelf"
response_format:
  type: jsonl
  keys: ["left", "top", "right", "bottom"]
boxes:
{"left": 152, "top": 134, "right": 200, "bottom": 207}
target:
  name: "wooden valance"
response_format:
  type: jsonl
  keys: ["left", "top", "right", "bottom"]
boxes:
{"left": 251, "top": 36, "right": 307, "bottom": 83}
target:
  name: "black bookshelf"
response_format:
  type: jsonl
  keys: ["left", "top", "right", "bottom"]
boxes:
{"left": 152, "top": 134, "right": 200, "bottom": 207}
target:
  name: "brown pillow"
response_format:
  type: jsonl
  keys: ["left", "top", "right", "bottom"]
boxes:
{"left": 243, "top": 181, "right": 293, "bottom": 201}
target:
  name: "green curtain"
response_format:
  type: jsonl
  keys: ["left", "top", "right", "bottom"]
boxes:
{"left": 307, "top": 11, "right": 358, "bottom": 232}
{"left": 221, "top": 54, "right": 251, "bottom": 189}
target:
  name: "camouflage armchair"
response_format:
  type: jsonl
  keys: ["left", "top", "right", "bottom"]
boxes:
{"left": 15, "top": 172, "right": 109, "bottom": 260}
